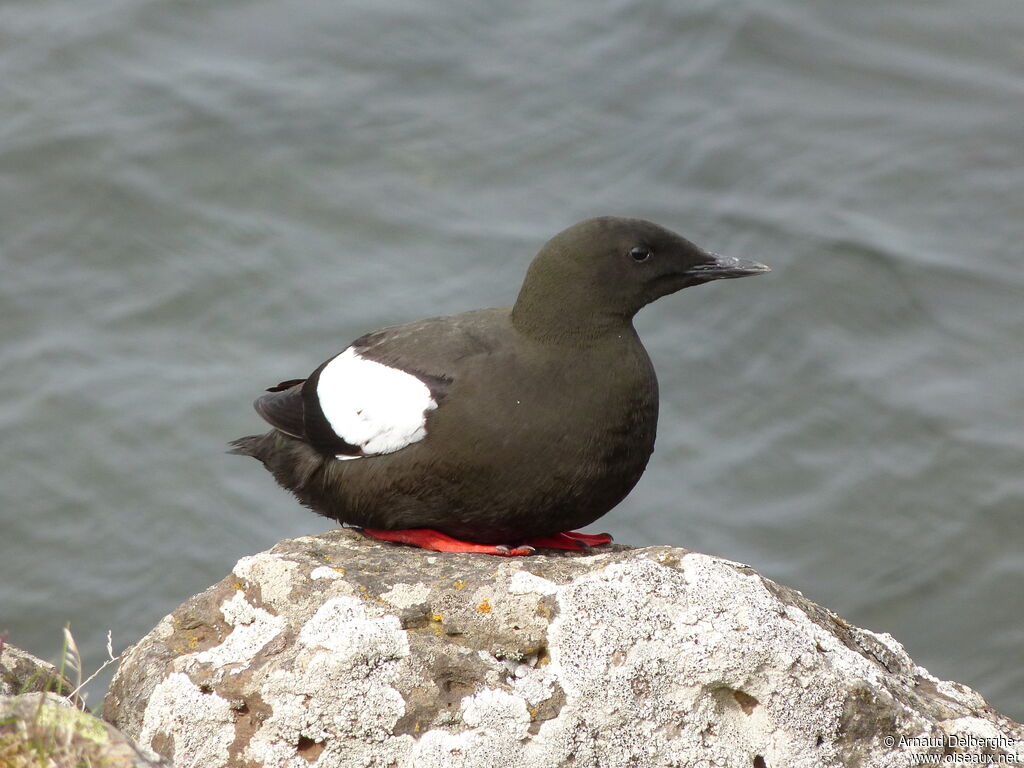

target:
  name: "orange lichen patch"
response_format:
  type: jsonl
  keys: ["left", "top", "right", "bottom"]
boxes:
{"left": 477, "top": 599, "right": 492, "bottom": 614}
{"left": 168, "top": 591, "right": 234, "bottom": 656}
{"left": 402, "top": 612, "right": 448, "bottom": 637}
{"left": 452, "top": 580, "right": 467, "bottom": 590}
{"left": 232, "top": 581, "right": 245, "bottom": 591}
{"left": 333, "top": 567, "right": 346, "bottom": 575}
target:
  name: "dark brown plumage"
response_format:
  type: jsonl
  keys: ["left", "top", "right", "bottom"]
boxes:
{"left": 231, "top": 217, "right": 769, "bottom": 551}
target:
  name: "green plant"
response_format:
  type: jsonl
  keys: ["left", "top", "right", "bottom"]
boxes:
{"left": 0, "top": 626, "right": 127, "bottom": 768}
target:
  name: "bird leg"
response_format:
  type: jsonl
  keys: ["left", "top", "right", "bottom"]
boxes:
{"left": 362, "top": 528, "right": 536, "bottom": 557}
{"left": 523, "top": 531, "right": 614, "bottom": 550}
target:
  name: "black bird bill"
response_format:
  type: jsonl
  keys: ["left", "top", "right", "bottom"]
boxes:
{"left": 687, "top": 253, "right": 771, "bottom": 281}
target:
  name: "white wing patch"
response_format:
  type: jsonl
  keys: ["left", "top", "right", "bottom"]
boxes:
{"left": 316, "top": 347, "right": 438, "bottom": 460}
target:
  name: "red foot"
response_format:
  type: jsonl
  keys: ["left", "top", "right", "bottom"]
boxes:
{"left": 362, "top": 528, "right": 535, "bottom": 557}
{"left": 524, "top": 531, "right": 614, "bottom": 551}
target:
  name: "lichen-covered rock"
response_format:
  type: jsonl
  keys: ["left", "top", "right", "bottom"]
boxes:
{"left": 0, "top": 692, "right": 169, "bottom": 768}
{"left": 103, "top": 529, "right": 1023, "bottom": 768}
{"left": 0, "top": 641, "right": 72, "bottom": 698}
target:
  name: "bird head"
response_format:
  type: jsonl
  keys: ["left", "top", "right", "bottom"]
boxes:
{"left": 513, "top": 216, "right": 770, "bottom": 340}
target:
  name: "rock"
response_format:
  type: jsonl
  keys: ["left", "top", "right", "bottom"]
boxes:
{"left": 103, "top": 529, "right": 1023, "bottom": 768}
{"left": 0, "top": 692, "right": 169, "bottom": 768}
{"left": 0, "top": 640, "right": 73, "bottom": 698}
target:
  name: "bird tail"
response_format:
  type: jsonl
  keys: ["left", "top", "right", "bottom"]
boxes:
{"left": 228, "top": 430, "right": 328, "bottom": 497}
{"left": 227, "top": 435, "right": 262, "bottom": 457}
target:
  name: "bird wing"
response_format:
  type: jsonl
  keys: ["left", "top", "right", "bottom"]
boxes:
{"left": 252, "top": 310, "right": 502, "bottom": 459}
{"left": 253, "top": 381, "right": 308, "bottom": 440}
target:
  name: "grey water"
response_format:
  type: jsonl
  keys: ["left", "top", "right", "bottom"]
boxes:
{"left": 1, "top": 0, "right": 1022, "bottom": 719}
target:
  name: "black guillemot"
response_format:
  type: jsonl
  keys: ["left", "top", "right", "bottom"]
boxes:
{"left": 230, "top": 216, "right": 769, "bottom": 556}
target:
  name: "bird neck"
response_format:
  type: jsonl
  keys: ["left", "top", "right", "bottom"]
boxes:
{"left": 511, "top": 267, "right": 635, "bottom": 344}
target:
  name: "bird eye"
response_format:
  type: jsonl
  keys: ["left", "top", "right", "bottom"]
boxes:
{"left": 630, "top": 246, "right": 652, "bottom": 263}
